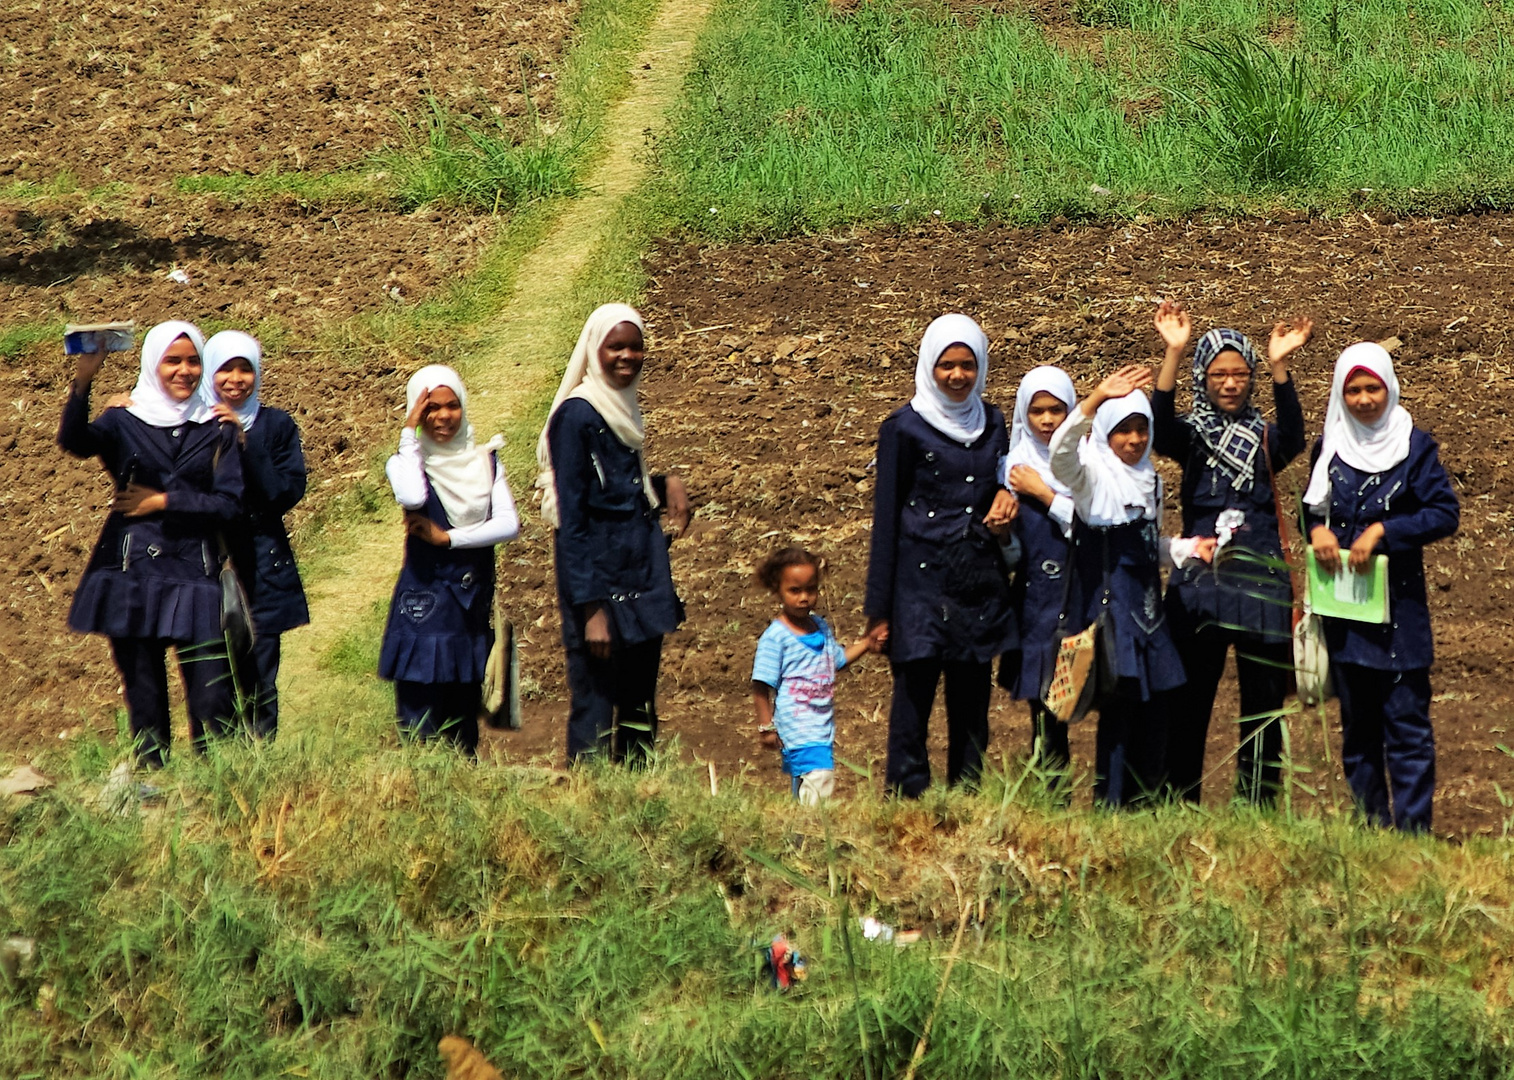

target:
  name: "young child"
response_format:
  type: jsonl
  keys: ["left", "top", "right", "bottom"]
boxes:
{"left": 1304, "top": 343, "right": 1458, "bottom": 832}
{"left": 752, "top": 548, "right": 875, "bottom": 804}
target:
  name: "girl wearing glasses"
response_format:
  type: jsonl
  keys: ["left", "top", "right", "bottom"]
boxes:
{"left": 1151, "top": 301, "right": 1312, "bottom": 807}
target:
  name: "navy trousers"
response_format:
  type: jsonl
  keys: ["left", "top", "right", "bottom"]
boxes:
{"left": 565, "top": 636, "right": 663, "bottom": 766}
{"left": 236, "top": 633, "right": 283, "bottom": 739}
{"left": 1094, "top": 683, "right": 1169, "bottom": 808}
{"left": 110, "top": 636, "right": 235, "bottom": 768}
{"left": 886, "top": 658, "right": 992, "bottom": 798}
{"left": 1334, "top": 662, "right": 1435, "bottom": 832}
{"left": 1166, "top": 626, "right": 1291, "bottom": 806}
{"left": 395, "top": 680, "right": 480, "bottom": 756}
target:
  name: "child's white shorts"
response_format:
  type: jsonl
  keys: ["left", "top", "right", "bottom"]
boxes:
{"left": 796, "top": 769, "right": 836, "bottom": 806}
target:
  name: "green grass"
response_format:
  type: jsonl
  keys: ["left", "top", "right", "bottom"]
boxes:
{"left": 1, "top": 735, "right": 1511, "bottom": 1078}
{"left": 372, "top": 0, "right": 661, "bottom": 213}
{"left": 0, "top": 321, "right": 57, "bottom": 362}
{"left": 655, "top": 0, "right": 1514, "bottom": 236}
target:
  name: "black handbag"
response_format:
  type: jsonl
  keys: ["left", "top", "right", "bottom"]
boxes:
{"left": 1039, "top": 521, "right": 1119, "bottom": 723}
{"left": 217, "top": 535, "right": 256, "bottom": 661}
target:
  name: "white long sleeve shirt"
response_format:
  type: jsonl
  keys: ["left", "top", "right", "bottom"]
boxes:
{"left": 385, "top": 429, "right": 520, "bottom": 549}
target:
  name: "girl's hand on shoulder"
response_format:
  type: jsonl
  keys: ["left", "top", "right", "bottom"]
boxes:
{"left": 1008, "top": 464, "right": 1053, "bottom": 506}
{"left": 1347, "top": 522, "right": 1385, "bottom": 572}
{"left": 211, "top": 403, "right": 247, "bottom": 445}
{"left": 404, "top": 511, "right": 451, "bottom": 547}
{"left": 114, "top": 483, "right": 166, "bottom": 518}
{"left": 983, "top": 487, "right": 1018, "bottom": 530}
{"left": 404, "top": 388, "right": 431, "bottom": 431}
{"left": 1154, "top": 299, "right": 1192, "bottom": 351}
{"left": 663, "top": 474, "right": 691, "bottom": 539}
{"left": 103, "top": 393, "right": 133, "bottom": 411}
{"left": 1310, "top": 524, "right": 1342, "bottom": 576}
{"left": 1269, "top": 316, "right": 1314, "bottom": 376}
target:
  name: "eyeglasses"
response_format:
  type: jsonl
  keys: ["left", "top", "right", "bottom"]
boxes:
{"left": 1205, "top": 371, "right": 1252, "bottom": 386}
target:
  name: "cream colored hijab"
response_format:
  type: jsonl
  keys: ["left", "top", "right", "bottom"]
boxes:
{"left": 535, "top": 304, "right": 658, "bottom": 528}
{"left": 406, "top": 364, "right": 502, "bottom": 528}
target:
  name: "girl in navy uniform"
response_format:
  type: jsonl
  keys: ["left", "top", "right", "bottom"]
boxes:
{"left": 199, "top": 331, "right": 309, "bottom": 738}
{"left": 537, "top": 304, "right": 690, "bottom": 766}
{"left": 865, "top": 314, "right": 1018, "bottom": 798}
{"left": 998, "top": 366, "right": 1077, "bottom": 780}
{"left": 1303, "top": 343, "right": 1458, "bottom": 832}
{"left": 1048, "top": 366, "right": 1198, "bottom": 807}
{"left": 379, "top": 365, "right": 520, "bottom": 755}
{"left": 59, "top": 320, "right": 243, "bottom": 766}
{"left": 1151, "top": 302, "right": 1313, "bottom": 805}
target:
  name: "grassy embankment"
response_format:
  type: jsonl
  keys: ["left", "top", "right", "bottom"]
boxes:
{"left": 4, "top": 0, "right": 1514, "bottom": 1076}
{"left": 657, "top": 0, "right": 1514, "bottom": 235}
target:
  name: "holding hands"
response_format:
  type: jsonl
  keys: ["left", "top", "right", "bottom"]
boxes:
{"left": 983, "top": 487, "right": 1019, "bottom": 533}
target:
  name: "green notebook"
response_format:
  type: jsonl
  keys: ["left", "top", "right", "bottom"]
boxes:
{"left": 1305, "top": 550, "right": 1390, "bottom": 624}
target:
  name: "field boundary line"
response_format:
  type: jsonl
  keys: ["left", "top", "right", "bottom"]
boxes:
{"left": 278, "top": 0, "right": 715, "bottom": 724}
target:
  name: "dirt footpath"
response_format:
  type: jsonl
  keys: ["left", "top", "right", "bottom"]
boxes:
{"left": 495, "top": 212, "right": 1514, "bottom": 836}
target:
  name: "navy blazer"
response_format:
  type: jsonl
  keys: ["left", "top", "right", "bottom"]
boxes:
{"left": 1153, "top": 378, "right": 1306, "bottom": 639}
{"left": 59, "top": 387, "right": 243, "bottom": 643}
{"left": 548, "top": 398, "right": 681, "bottom": 648}
{"left": 1303, "top": 428, "right": 1459, "bottom": 670}
{"left": 226, "top": 407, "right": 310, "bottom": 635}
{"left": 864, "top": 403, "right": 1016, "bottom": 664}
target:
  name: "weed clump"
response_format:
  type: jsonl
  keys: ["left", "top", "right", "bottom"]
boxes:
{"left": 377, "top": 97, "right": 581, "bottom": 213}
{"left": 1181, "top": 35, "right": 1357, "bottom": 188}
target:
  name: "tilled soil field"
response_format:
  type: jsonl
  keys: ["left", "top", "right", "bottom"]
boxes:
{"left": 0, "top": 0, "right": 575, "bottom": 742}
{"left": 495, "top": 212, "right": 1514, "bottom": 836}
{"left": 1, "top": 0, "right": 576, "bottom": 184}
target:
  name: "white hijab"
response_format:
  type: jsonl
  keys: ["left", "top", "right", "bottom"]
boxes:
{"left": 535, "top": 303, "right": 657, "bottom": 528}
{"left": 1078, "top": 390, "right": 1159, "bottom": 527}
{"left": 1303, "top": 342, "right": 1414, "bottom": 515}
{"left": 406, "top": 364, "right": 502, "bottom": 529}
{"left": 127, "top": 320, "right": 208, "bottom": 428}
{"left": 1005, "top": 365, "right": 1077, "bottom": 489}
{"left": 910, "top": 313, "right": 989, "bottom": 446}
{"left": 199, "top": 330, "right": 262, "bottom": 431}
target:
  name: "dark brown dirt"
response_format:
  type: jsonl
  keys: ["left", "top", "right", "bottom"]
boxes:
{"left": 0, "top": 0, "right": 578, "bottom": 185}
{"left": 494, "top": 211, "right": 1514, "bottom": 837}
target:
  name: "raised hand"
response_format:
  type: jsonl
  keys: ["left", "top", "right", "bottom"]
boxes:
{"left": 1269, "top": 316, "right": 1314, "bottom": 369}
{"left": 405, "top": 388, "right": 431, "bottom": 431}
{"left": 73, "top": 342, "right": 108, "bottom": 392}
{"left": 1154, "top": 298, "right": 1192, "bottom": 352}
{"left": 1097, "top": 364, "right": 1154, "bottom": 401}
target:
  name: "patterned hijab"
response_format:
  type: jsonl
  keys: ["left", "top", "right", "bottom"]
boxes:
{"left": 1190, "top": 328, "right": 1266, "bottom": 492}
